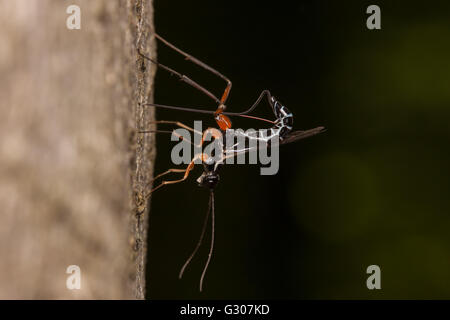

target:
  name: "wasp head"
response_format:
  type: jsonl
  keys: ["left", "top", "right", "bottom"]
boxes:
{"left": 197, "top": 157, "right": 220, "bottom": 190}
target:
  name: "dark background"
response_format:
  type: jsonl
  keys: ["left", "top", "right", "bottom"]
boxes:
{"left": 146, "top": 0, "right": 450, "bottom": 299}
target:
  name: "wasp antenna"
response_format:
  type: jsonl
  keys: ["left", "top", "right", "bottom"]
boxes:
{"left": 199, "top": 191, "right": 215, "bottom": 292}
{"left": 179, "top": 192, "right": 212, "bottom": 280}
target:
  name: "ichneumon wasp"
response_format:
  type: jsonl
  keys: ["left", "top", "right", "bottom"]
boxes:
{"left": 137, "top": 33, "right": 325, "bottom": 291}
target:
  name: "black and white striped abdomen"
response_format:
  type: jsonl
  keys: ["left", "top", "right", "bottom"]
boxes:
{"left": 271, "top": 96, "right": 293, "bottom": 140}
{"left": 223, "top": 95, "right": 295, "bottom": 150}
{"left": 227, "top": 97, "right": 294, "bottom": 146}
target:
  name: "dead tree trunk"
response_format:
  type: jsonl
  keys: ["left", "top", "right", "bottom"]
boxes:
{"left": 0, "top": 0, "right": 156, "bottom": 299}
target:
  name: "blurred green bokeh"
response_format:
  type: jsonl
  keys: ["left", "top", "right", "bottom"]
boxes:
{"left": 147, "top": 0, "right": 450, "bottom": 299}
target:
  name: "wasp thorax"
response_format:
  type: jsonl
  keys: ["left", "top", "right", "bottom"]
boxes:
{"left": 197, "top": 172, "right": 220, "bottom": 189}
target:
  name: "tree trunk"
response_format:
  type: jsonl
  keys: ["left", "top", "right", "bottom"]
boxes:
{"left": 0, "top": 0, "right": 156, "bottom": 299}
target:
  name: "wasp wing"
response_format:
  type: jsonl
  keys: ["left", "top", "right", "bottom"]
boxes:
{"left": 221, "top": 126, "right": 325, "bottom": 161}
{"left": 280, "top": 126, "right": 326, "bottom": 145}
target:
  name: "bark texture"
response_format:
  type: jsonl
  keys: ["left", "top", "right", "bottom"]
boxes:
{"left": 0, "top": 0, "right": 155, "bottom": 299}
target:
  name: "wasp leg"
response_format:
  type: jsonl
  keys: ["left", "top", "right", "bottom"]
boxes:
{"left": 148, "top": 120, "right": 203, "bottom": 136}
{"left": 145, "top": 153, "right": 208, "bottom": 198}
{"left": 153, "top": 33, "right": 232, "bottom": 106}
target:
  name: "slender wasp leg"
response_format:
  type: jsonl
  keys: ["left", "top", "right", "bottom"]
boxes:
{"left": 146, "top": 120, "right": 203, "bottom": 147}
{"left": 140, "top": 122, "right": 221, "bottom": 149}
{"left": 153, "top": 33, "right": 232, "bottom": 107}
{"left": 138, "top": 128, "right": 199, "bottom": 147}
{"left": 146, "top": 164, "right": 193, "bottom": 196}
{"left": 137, "top": 48, "right": 220, "bottom": 104}
{"left": 145, "top": 153, "right": 208, "bottom": 198}
{"left": 143, "top": 168, "right": 187, "bottom": 196}
{"left": 148, "top": 120, "right": 203, "bottom": 136}
{"left": 139, "top": 33, "right": 233, "bottom": 130}
{"left": 139, "top": 91, "right": 276, "bottom": 124}
{"left": 140, "top": 120, "right": 201, "bottom": 143}
{"left": 152, "top": 168, "right": 187, "bottom": 182}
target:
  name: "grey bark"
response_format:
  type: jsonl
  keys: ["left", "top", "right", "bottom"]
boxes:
{"left": 0, "top": 0, "right": 156, "bottom": 299}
